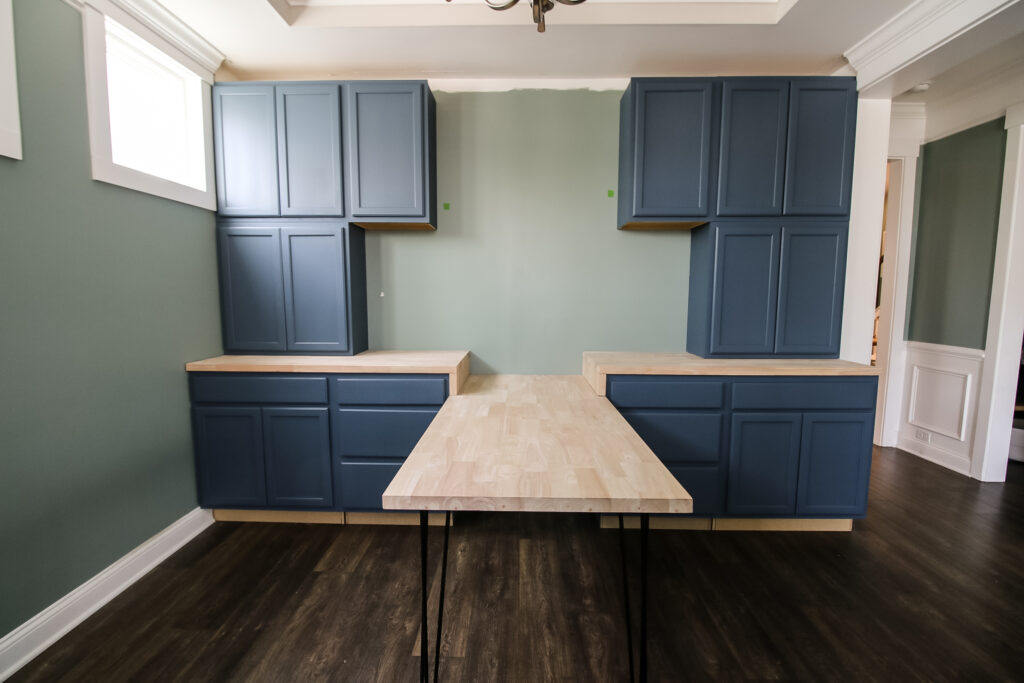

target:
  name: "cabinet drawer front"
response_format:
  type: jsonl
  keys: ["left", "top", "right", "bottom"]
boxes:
{"left": 668, "top": 465, "right": 724, "bottom": 515}
{"left": 334, "top": 407, "right": 439, "bottom": 458}
{"left": 191, "top": 374, "right": 328, "bottom": 404}
{"left": 330, "top": 375, "right": 447, "bottom": 406}
{"left": 338, "top": 461, "right": 401, "bottom": 511}
{"left": 620, "top": 411, "right": 721, "bottom": 463}
{"left": 607, "top": 376, "right": 725, "bottom": 409}
{"left": 732, "top": 379, "right": 876, "bottom": 411}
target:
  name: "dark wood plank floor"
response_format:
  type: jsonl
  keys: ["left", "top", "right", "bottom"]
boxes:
{"left": 13, "top": 448, "right": 1024, "bottom": 682}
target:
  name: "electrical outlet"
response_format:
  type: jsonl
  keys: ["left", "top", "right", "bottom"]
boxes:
{"left": 915, "top": 428, "right": 931, "bottom": 443}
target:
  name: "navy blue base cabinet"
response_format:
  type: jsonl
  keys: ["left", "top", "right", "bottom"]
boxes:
{"left": 607, "top": 374, "right": 877, "bottom": 518}
{"left": 189, "top": 372, "right": 448, "bottom": 512}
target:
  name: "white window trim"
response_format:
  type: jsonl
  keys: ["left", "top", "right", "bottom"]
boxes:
{"left": 80, "top": 0, "right": 222, "bottom": 210}
{"left": 0, "top": 0, "right": 21, "bottom": 160}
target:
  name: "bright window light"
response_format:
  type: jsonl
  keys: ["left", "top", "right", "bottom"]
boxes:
{"left": 103, "top": 17, "right": 206, "bottom": 191}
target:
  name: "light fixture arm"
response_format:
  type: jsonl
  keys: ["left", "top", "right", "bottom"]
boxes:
{"left": 446, "top": 0, "right": 587, "bottom": 32}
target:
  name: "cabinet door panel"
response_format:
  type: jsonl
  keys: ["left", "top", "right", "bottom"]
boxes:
{"left": 281, "top": 226, "right": 350, "bottom": 352}
{"left": 796, "top": 413, "right": 873, "bottom": 516}
{"left": 718, "top": 80, "right": 788, "bottom": 216}
{"left": 218, "top": 226, "right": 287, "bottom": 352}
{"left": 775, "top": 224, "right": 846, "bottom": 355}
{"left": 214, "top": 85, "right": 279, "bottom": 216}
{"left": 727, "top": 413, "right": 801, "bottom": 515}
{"left": 263, "top": 407, "right": 332, "bottom": 508}
{"left": 709, "top": 223, "right": 781, "bottom": 355}
{"left": 784, "top": 80, "right": 857, "bottom": 215}
{"left": 347, "top": 82, "right": 425, "bottom": 217}
{"left": 276, "top": 85, "right": 344, "bottom": 216}
{"left": 632, "top": 80, "right": 713, "bottom": 217}
{"left": 668, "top": 464, "right": 725, "bottom": 515}
{"left": 337, "top": 461, "right": 401, "bottom": 511}
{"left": 193, "top": 407, "right": 266, "bottom": 507}
{"left": 620, "top": 411, "right": 721, "bottom": 463}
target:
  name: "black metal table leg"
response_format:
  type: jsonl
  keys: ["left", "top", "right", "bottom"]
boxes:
{"left": 434, "top": 511, "right": 451, "bottom": 683}
{"left": 420, "top": 511, "right": 429, "bottom": 683}
{"left": 639, "top": 513, "right": 649, "bottom": 683}
{"left": 618, "top": 514, "right": 636, "bottom": 683}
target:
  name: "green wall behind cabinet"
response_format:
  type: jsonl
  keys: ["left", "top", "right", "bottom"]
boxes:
{"left": 366, "top": 90, "right": 690, "bottom": 373}
{"left": 0, "top": 0, "right": 221, "bottom": 636}
{"left": 906, "top": 118, "right": 1006, "bottom": 349}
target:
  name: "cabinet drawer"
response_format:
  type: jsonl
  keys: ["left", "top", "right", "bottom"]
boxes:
{"left": 333, "top": 407, "right": 439, "bottom": 458}
{"left": 337, "top": 461, "right": 401, "bottom": 511}
{"left": 330, "top": 375, "right": 447, "bottom": 406}
{"left": 190, "top": 374, "right": 328, "bottom": 404}
{"left": 668, "top": 464, "right": 724, "bottom": 516}
{"left": 731, "top": 379, "right": 876, "bottom": 411}
{"left": 607, "top": 376, "right": 725, "bottom": 409}
{"left": 620, "top": 411, "right": 721, "bottom": 463}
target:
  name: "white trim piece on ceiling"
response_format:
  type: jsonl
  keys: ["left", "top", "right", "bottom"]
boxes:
{"left": 429, "top": 78, "right": 631, "bottom": 93}
{"left": 922, "top": 58, "right": 1024, "bottom": 142}
{"left": 0, "top": 508, "right": 214, "bottom": 680}
{"left": 0, "top": 0, "right": 21, "bottom": 160}
{"left": 843, "top": 0, "right": 1021, "bottom": 93}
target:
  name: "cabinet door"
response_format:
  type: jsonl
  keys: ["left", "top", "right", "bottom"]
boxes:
{"left": 218, "top": 226, "right": 287, "bottom": 352}
{"left": 213, "top": 85, "right": 279, "bottom": 216}
{"left": 631, "top": 79, "right": 714, "bottom": 217}
{"left": 717, "top": 79, "right": 788, "bottom": 216}
{"left": 667, "top": 464, "right": 725, "bottom": 515}
{"left": 193, "top": 407, "right": 266, "bottom": 507}
{"left": 727, "top": 413, "right": 801, "bottom": 515}
{"left": 796, "top": 412, "right": 873, "bottom": 516}
{"left": 280, "top": 225, "right": 350, "bottom": 353}
{"left": 347, "top": 82, "right": 426, "bottom": 217}
{"left": 783, "top": 79, "right": 857, "bottom": 216}
{"left": 709, "top": 223, "right": 781, "bottom": 355}
{"left": 775, "top": 224, "right": 846, "bottom": 355}
{"left": 263, "top": 407, "right": 333, "bottom": 508}
{"left": 337, "top": 461, "right": 402, "bottom": 511}
{"left": 276, "top": 85, "right": 344, "bottom": 216}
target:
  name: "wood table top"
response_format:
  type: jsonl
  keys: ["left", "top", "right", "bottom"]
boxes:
{"left": 583, "top": 351, "right": 879, "bottom": 396}
{"left": 185, "top": 350, "right": 471, "bottom": 395}
{"left": 382, "top": 375, "right": 693, "bottom": 514}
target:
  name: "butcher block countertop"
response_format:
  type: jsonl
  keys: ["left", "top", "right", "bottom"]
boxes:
{"left": 382, "top": 375, "right": 693, "bottom": 514}
{"left": 185, "top": 350, "right": 471, "bottom": 395}
{"left": 583, "top": 351, "right": 879, "bottom": 396}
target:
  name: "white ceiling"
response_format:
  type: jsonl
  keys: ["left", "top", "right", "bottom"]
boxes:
{"left": 156, "top": 0, "right": 918, "bottom": 81}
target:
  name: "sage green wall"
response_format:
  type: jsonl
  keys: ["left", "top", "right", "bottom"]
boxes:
{"left": 0, "top": 0, "right": 221, "bottom": 636}
{"left": 366, "top": 90, "right": 690, "bottom": 373}
{"left": 906, "top": 118, "right": 1006, "bottom": 349}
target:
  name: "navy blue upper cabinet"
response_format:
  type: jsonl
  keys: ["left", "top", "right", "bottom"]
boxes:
{"left": 617, "top": 78, "right": 716, "bottom": 229}
{"left": 796, "top": 412, "right": 873, "bottom": 516}
{"left": 709, "top": 222, "right": 781, "bottom": 355}
{"left": 346, "top": 82, "right": 437, "bottom": 229}
{"left": 717, "top": 80, "right": 788, "bottom": 216}
{"left": 218, "top": 225, "right": 288, "bottom": 352}
{"left": 775, "top": 224, "right": 847, "bottom": 355}
{"left": 276, "top": 85, "right": 344, "bottom": 216}
{"left": 281, "top": 226, "right": 352, "bottom": 353}
{"left": 783, "top": 79, "right": 857, "bottom": 216}
{"left": 214, "top": 85, "right": 280, "bottom": 216}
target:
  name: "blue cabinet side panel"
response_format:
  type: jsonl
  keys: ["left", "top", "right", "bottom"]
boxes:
{"left": 796, "top": 412, "right": 873, "bottom": 516}
{"left": 193, "top": 407, "right": 267, "bottom": 507}
{"left": 668, "top": 464, "right": 725, "bottom": 515}
{"left": 333, "top": 407, "right": 439, "bottom": 459}
{"left": 217, "top": 226, "right": 287, "bottom": 352}
{"left": 263, "top": 407, "right": 333, "bottom": 508}
{"left": 727, "top": 413, "right": 802, "bottom": 515}
{"left": 281, "top": 225, "right": 351, "bottom": 353}
{"left": 709, "top": 222, "right": 781, "bottom": 355}
{"left": 347, "top": 82, "right": 425, "bottom": 217}
{"left": 686, "top": 223, "right": 713, "bottom": 356}
{"left": 617, "top": 87, "right": 636, "bottom": 228}
{"left": 784, "top": 79, "right": 857, "bottom": 216}
{"left": 775, "top": 224, "right": 847, "bottom": 355}
{"left": 276, "top": 85, "right": 344, "bottom": 216}
{"left": 620, "top": 411, "right": 722, "bottom": 463}
{"left": 338, "top": 461, "right": 402, "bottom": 511}
{"left": 717, "top": 79, "right": 788, "bottom": 216}
{"left": 347, "top": 226, "right": 369, "bottom": 354}
{"left": 213, "top": 85, "right": 279, "bottom": 216}
{"left": 632, "top": 80, "right": 713, "bottom": 217}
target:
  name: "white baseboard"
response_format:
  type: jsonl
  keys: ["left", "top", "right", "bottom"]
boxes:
{"left": 1010, "top": 427, "right": 1024, "bottom": 463}
{"left": 897, "top": 433, "right": 972, "bottom": 475}
{"left": 0, "top": 507, "right": 214, "bottom": 681}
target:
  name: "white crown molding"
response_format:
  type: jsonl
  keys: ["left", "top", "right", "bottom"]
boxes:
{"left": 0, "top": 508, "right": 214, "bottom": 680}
{"left": 429, "top": 77, "right": 630, "bottom": 92}
{"left": 843, "top": 0, "right": 1020, "bottom": 92}
{"left": 891, "top": 101, "right": 927, "bottom": 119}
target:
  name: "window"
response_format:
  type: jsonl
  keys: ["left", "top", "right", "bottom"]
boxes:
{"left": 0, "top": 0, "right": 21, "bottom": 160}
{"left": 81, "top": 1, "right": 219, "bottom": 209}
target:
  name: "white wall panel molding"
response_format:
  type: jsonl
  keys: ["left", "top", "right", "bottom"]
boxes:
{"left": 843, "top": 0, "right": 1020, "bottom": 93}
{"left": 897, "top": 342, "right": 983, "bottom": 475}
{"left": 0, "top": 508, "right": 214, "bottom": 680}
{"left": 0, "top": 0, "right": 21, "bottom": 160}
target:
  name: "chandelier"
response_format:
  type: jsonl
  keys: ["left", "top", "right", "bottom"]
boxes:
{"left": 447, "top": 0, "right": 588, "bottom": 33}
